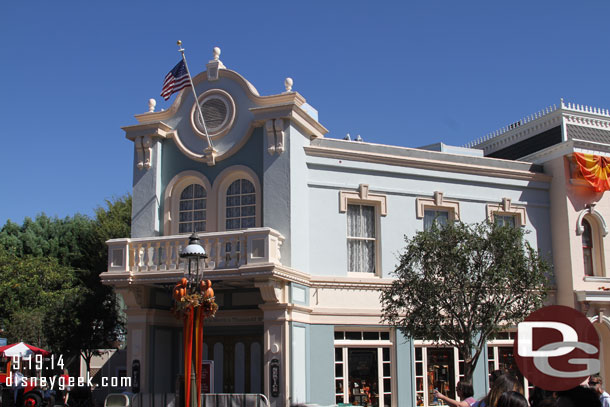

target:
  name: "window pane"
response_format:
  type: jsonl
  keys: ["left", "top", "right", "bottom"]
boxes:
{"left": 226, "top": 219, "right": 240, "bottom": 230}
{"left": 335, "top": 364, "right": 343, "bottom": 377}
{"left": 347, "top": 240, "right": 360, "bottom": 273}
{"left": 241, "top": 218, "right": 255, "bottom": 229}
{"left": 193, "top": 211, "right": 205, "bottom": 221}
{"left": 180, "top": 200, "right": 193, "bottom": 211}
{"left": 424, "top": 209, "right": 448, "bottom": 230}
{"left": 347, "top": 205, "right": 361, "bottom": 236}
{"left": 361, "top": 205, "right": 375, "bottom": 238}
{"left": 241, "top": 179, "right": 255, "bottom": 193}
{"left": 194, "top": 222, "right": 205, "bottom": 232}
{"left": 383, "top": 363, "right": 390, "bottom": 376}
{"left": 227, "top": 180, "right": 241, "bottom": 195}
{"left": 335, "top": 332, "right": 345, "bottom": 340}
{"left": 241, "top": 194, "right": 256, "bottom": 205}
{"left": 226, "top": 207, "right": 240, "bottom": 218}
{"left": 194, "top": 199, "right": 206, "bottom": 210}
{"left": 345, "top": 332, "right": 361, "bottom": 340}
{"left": 380, "top": 332, "right": 390, "bottom": 341}
{"left": 335, "top": 347, "right": 343, "bottom": 361}
{"left": 181, "top": 184, "right": 193, "bottom": 199}
{"left": 364, "top": 240, "right": 375, "bottom": 273}
{"left": 179, "top": 212, "right": 192, "bottom": 222}
{"left": 193, "top": 184, "right": 206, "bottom": 198}
{"left": 382, "top": 347, "right": 390, "bottom": 361}
{"left": 241, "top": 206, "right": 255, "bottom": 217}
{"left": 363, "top": 332, "right": 379, "bottom": 340}
{"left": 495, "top": 215, "right": 516, "bottom": 228}
{"left": 227, "top": 196, "right": 240, "bottom": 207}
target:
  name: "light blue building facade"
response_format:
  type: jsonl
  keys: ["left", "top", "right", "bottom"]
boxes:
{"left": 102, "top": 48, "right": 552, "bottom": 407}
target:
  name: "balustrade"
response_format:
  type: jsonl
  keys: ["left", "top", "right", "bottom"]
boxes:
{"left": 106, "top": 228, "right": 283, "bottom": 273}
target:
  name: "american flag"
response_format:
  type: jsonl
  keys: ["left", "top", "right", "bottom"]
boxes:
{"left": 161, "top": 60, "right": 190, "bottom": 100}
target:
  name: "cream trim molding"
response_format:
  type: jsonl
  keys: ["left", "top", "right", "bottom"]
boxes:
{"left": 486, "top": 197, "right": 527, "bottom": 226}
{"left": 416, "top": 191, "right": 460, "bottom": 220}
{"left": 339, "top": 184, "right": 387, "bottom": 216}
{"left": 163, "top": 170, "right": 215, "bottom": 235}
{"left": 576, "top": 205, "right": 609, "bottom": 237}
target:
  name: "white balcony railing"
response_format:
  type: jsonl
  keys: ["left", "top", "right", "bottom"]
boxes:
{"left": 106, "top": 228, "right": 284, "bottom": 273}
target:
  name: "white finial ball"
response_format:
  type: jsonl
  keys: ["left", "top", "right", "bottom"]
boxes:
{"left": 148, "top": 98, "right": 156, "bottom": 112}
{"left": 285, "top": 77, "right": 293, "bottom": 92}
{"left": 213, "top": 47, "right": 221, "bottom": 60}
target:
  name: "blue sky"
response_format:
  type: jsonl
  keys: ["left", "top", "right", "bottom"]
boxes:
{"left": 2, "top": 1, "right": 610, "bottom": 226}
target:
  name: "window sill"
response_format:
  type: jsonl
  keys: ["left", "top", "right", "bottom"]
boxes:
{"left": 583, "top": 276, "right": 610, "bottom": 283}
{"left": 347, "top": 272, "right": 380, "bottom": 279}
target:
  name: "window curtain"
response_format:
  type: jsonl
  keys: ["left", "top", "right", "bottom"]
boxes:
{"left": 423, "top": 210, "right": 448, "bottom": 231}
{"left": 347, "top": 205, "right": 375, "bottom": 273}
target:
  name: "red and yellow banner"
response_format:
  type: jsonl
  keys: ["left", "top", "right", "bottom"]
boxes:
{"left": 574, "top": 152, "right": 610, "bottom": 192}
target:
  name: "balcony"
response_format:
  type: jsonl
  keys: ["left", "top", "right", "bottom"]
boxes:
{"left": 104, "top": 228, "right": 284, "bottom": 283}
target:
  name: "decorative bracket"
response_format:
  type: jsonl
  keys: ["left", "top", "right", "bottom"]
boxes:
{"left": 255, "top": 280, "right": 285, "bottom": 303}
{"left": 135, "top": 136, "right": 153, "bottom": 170}
{"left": 204, "top": 146, "right": 218, "bottom": 166}
{"left": 485, "top": 197, "right": 527, "bottom": 226}
{"left": 339, "top": 184, "right": 387, "bottom": 215}
{"left": 416, "top": 191, "right": 460, "bottom": 220}
{"left": 266, "top": 119, "right": 285, "bottom": 155}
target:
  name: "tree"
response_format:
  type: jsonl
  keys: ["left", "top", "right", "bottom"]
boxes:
{"left": 0, "top": 248, "right": 84, "bottom": 350}
{"left": 0, "top": 195, "right": 131, "bottom": 374}
{"left": 381, "top": 220, "right": 551, "bottom": 381}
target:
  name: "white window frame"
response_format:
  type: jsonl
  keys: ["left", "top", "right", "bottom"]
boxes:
{"left": 413, "top": 342, "right": 463, "bottom": 407}
{"left": 339, "top": 184, "right": 387, "bottom": 277}
{"left": 334, "top": 329, "right": 395, "bottom": 407}
{"left": 164, "top": 171, "right": 213, "bottom": 235}
{"left": 214, "top": 165, "right": 261, "bottom": 232}
{"left": 486, "top": 198, "right": 527, "bottom": 227}
{"left": 487, "top": 335, "right": 531, "bottom": 400}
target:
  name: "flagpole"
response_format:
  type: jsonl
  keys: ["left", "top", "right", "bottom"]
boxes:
{"left": 177, "top": 40, "right": 214, "bottom": 152}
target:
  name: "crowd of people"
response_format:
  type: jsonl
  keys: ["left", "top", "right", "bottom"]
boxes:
{"left": 434, "top": 371, "right": 610, "bottom": 407}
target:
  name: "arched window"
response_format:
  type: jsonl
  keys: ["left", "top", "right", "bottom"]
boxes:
{"left": 225, "top": 179, "right": 256, "bottom": 230}
{"left": 582, "top": 218, "right": 594, "bottom": 276}
{"left": 179, "top": 184, "right": 207, "bottom": 233}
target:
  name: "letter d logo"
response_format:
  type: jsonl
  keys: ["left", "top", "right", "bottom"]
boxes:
{"left": 517, "top": 321, "right": 578, "bottom": 357}
{"left": 514, "top": 305, "right": 601, "bottom": 391}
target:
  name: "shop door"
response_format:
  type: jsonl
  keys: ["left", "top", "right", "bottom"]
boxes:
{"left": 203, "top": 334, "right": 263, "bottom": 394}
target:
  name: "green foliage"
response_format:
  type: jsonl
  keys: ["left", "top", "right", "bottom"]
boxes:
{"left": 381, "top": 220, "right": 551, "bottom": 380}
{"left": 0, "top": 195, "right": 131, "bottom": 366}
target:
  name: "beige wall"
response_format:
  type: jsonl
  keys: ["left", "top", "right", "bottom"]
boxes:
{"left": 547, "top": 156, "right": 610, "bottom": 306}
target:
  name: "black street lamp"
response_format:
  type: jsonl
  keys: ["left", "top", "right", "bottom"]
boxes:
{"left": 180, "top": 233, "right": 208, "bottom": 293}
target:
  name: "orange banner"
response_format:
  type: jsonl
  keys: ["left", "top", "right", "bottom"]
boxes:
{"left": 574, "top": 153, "right": 610, "bottom": 192}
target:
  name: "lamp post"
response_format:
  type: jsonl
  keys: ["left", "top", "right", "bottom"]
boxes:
{"left": 174, "top": 233, "right": 216, "bottom": 407}
{"left": 180, "top": 233, "right": 208, "bottom": 292}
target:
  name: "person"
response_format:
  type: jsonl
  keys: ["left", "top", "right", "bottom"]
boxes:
{"left": 435, "top": 381, "right": 477, "bottom": 406}
{"left": 556, "top": 385, "right": 601, "bottom": 407}
{"left": 474, "top": 374, "right": 523, "bottom": 407}
{"left": 589, "top": 374, "right": 610, "bottom": 407}
{"left": 529, "top": 386, "right": 555, "bottom": 407}
{"left": 61, "top": 368, "right": 71, "bottom": 405}
{"left": 12, "top": 367, "right": 24, "bottom": 406}
{"left": 497, "top": 391, "right": 529, "bottom": 407}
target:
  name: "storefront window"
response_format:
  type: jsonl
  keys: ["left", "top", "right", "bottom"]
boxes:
{"left": 487, "top": 344, "right": 531, "bottom": 399}
{"left": 415, "top": 346, "right": 460, "bottom": 406}
{"left": 334, "top": 331, "right": 393, "bottom": 406}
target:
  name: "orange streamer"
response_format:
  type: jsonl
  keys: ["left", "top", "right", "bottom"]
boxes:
{"left": 574, "top": 152, "right": 610, "bottom": 192}
{"left": 184, "top": 306, "right": 194, "bottom": 407}
{"left": 195, "top": 307, "right": 204, "bottom": 407}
